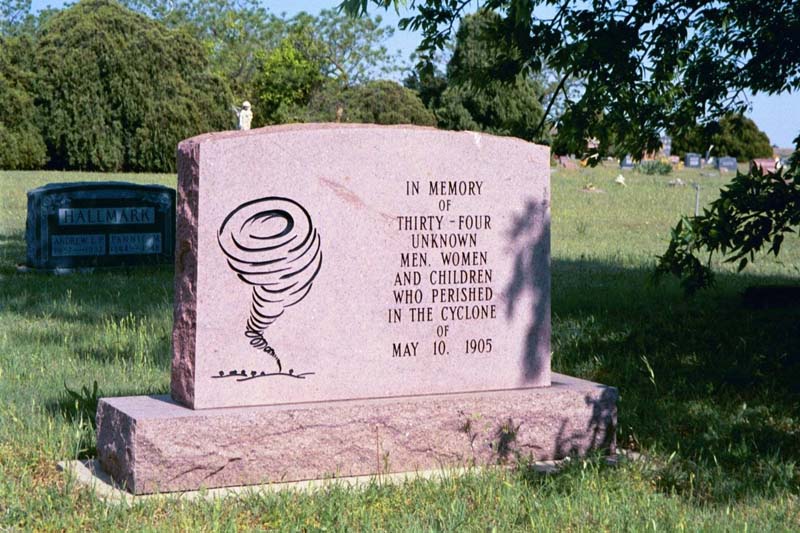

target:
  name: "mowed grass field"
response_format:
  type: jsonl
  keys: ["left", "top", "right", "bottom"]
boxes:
{"left": 1, "top": 166, "right": 799, "bottom": 530}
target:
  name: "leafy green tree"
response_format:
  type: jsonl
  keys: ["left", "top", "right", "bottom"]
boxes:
{"left": 121, "top": 4, "right": 400, "bottom": 103}
{"left": 346, "top": 0, "right": 798, "bottom": 157}
{"left": 34, "top": 0, "right": 232, "bottom": 172}
{"left": 253, "top": 31, "right": 327, "bottom": 125}
{"left": 671, "top": 114, "right": 773, "bottom": 162}
{"left": 403, "top": 62, "right": 447, "bottom": 111}
{"left": 120, "top": 0, "right": 286, "bottom": 99}
{"left": 305, "top": 8, "right": 400, "bottom": 86}
{"left": 655, "top": 149, "right": 799, "bottom": 293}
{"left": 0, "top": 33, "right": 46, "bottom": 169}
{"left": 434, "top": 11, "right": 546, "bottom": 142}
{"left": 0, "top": 0, "right": 29, "bottom": 35}
{"left": 252, "top": 9, "right": 402, "bottom": 125}
{"left": 344, "top": 0, "right": 800, "bottom": 291}
{"left": 303, "top": 80, "right": 436, "bottom": 126}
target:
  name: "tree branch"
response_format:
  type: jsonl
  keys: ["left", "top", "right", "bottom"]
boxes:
{"left": 535, "top": 71, "right": 570, "bottom": 137}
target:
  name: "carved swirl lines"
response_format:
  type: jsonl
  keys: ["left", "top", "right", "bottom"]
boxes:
{"left": 217, "top": 196, "right": 322, "bottom": 373}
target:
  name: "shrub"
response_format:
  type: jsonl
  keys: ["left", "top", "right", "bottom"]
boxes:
{"left": 304, "top": 80, "right": 436, "bottom": 126}
{"left": 636, "top": 160, "right": 672, "bottom": 175}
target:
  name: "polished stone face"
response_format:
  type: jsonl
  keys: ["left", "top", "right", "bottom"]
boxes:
{"left": 25, "top": 182, "right": 175, "bottom": 270}
{"left": 717, "top": 156, "right": 738, "bottom": 172}
{"left": 173, "top": 124, "right": 552, "bottom": 409}
{"left": 685, "top": 153, "right": 702, "bottom": 168}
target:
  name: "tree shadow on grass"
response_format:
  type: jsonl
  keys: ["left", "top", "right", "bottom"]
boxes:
{"left": 549, "top": 257, "right": 800, "bottom": 502}
{"left": 0, "top": 231, "right": 174, "bottom": 365}
{"left": 0, "top": 232, "right": 26, "bottom": 267}
{"left": 1, "top": 216, "right": 171, "bottom": 313}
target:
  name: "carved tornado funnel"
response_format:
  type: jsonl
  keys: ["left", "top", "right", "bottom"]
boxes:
{"left": 217, "top": 197, "right": 322, "bottom": 371}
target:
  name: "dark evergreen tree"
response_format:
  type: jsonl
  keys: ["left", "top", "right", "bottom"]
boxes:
{"left": 435, "top": 11, "right": 547, "bottom": 143}
{"left": 403, "top": 64, "right": 447, "bottom": 112}
{"left": 34, "top": 0, "right": 232, "bottom": 172}
{"left": 0, "top": 33, "right": 46, "bottom": 169}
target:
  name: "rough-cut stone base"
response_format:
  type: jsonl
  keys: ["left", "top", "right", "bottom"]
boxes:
{"left": 96, "top": 373, "right": 617, "bottom": 495}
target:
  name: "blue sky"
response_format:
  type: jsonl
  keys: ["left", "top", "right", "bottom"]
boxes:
{"left": 30, "top": 0, "right": 800, "bottom": 147}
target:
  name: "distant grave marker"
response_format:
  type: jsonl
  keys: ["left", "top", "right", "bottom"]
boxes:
{"left": 660, "top": 135, "right": 672, "bottom": 157}
{"left": 716, "top": 156, "right": 738, "bottom": 172}
{"left": 558, "top": 155, "right": 577, "bottom": 169}
{"left": 25, "top": 182, "right": 175, "bottom": 270}
{"left": 620, "top": 155, "right": 635, "bottom": 169}
{"left": 685, "top": 153, "right": 701, "bottom": 168}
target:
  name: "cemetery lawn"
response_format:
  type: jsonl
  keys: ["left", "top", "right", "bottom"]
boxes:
{"left": 1, "top": 167, "right": 799, "bottom": 531}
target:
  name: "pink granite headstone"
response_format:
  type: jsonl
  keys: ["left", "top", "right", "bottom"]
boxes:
{"left": 96, "top": 124, "right": 617, "bottom": 494}
{"left": 172, "top": 124, "right": 551, "bottom": 409}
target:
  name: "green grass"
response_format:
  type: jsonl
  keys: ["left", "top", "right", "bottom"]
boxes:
{"left": 1, "top": 167, "right": 799, "bottom": 531}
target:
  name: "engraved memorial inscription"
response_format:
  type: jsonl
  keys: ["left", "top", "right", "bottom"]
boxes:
{"left": 390, "top": 181, "right": 496, "bottom": 361}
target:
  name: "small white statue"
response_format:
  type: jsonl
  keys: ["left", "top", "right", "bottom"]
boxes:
{"left": 232, "top": 101, "right": 253, "bottom": 131}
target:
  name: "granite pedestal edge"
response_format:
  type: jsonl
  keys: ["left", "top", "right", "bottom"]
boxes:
{"left": 96, "top": 373, "right": 617, "bottom": 495}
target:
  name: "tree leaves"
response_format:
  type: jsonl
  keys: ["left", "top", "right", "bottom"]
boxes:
{"left": 349, "top": 0, "right": 800, "bottom": 292}
{"left": 352, "top": 0, "right": 800, "bottom": 161}
{"left": 252, "top": 9, "right": 403, "bottom": 126}
{"left": 655, "top": 138, "right": 800, "bottom": 292}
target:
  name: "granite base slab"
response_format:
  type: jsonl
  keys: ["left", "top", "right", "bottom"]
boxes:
{"left": 96, "top": 373, "right": 617, "bottom": 495}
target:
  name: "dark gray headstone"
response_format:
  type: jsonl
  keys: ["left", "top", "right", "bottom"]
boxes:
{"left": 620, "top": 155, "right": 635, "bottom": 169}
{"left": 25, "top": 182, "right": 175, "bottom": 270}
{"left": 685, "top": 153, "right": 701, "bottom": 168}
{"left": 717, "top": 156, "right": 738, "bottom": 172}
